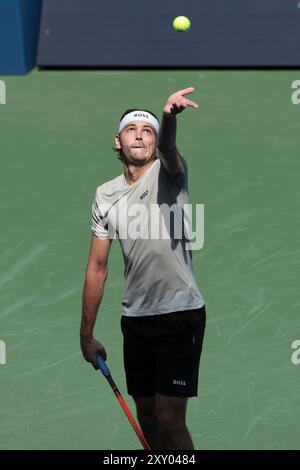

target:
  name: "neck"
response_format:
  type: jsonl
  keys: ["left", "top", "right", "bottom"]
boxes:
{"left": 123, "top": 158, "right": 156, "bottom": 185}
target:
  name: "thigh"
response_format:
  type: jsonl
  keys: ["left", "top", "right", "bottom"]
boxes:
{"left": 133, "top": 395, "right": 156, "bottom": 417}
{"left": 155, "top": 394, "right": 188, "bottom": 421}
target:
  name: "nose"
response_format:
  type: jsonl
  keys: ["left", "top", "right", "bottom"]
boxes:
{"left": 135, "top": 128, "right": 144, "bottom": 140}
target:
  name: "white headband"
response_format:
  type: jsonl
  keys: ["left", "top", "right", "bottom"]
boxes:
{"left": 119, "top": 111, "right": 160, "bottom": 134}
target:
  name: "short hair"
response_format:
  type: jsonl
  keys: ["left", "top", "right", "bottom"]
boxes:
{"left": 112, "top": 108, "right": 159, "bottom": 162}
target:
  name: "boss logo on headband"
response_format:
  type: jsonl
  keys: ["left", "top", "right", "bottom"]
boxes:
{"left": 134, "top": 113, "right": 149, "bottom": 118}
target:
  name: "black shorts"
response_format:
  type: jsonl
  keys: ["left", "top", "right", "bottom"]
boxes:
{"left": 121, "top": 305, "right": 206, "bottom": 398}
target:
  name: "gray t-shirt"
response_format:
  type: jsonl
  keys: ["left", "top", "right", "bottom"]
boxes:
{"left": 91, "top": 157, "right": 205, "bottom": 316}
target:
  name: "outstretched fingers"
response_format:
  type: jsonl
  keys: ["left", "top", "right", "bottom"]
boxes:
{"left": 184, "top": 98, "right": 199, "bottom": 108}
{"left": 177, "top": 86, "right": 195, "bottom": 95}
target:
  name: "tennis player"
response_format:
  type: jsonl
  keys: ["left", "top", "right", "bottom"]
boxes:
{"left": 80, "top": 87, "right": 206, "bottom": 450}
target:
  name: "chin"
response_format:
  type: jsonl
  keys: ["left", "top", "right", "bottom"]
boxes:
{"left": 130, "top": 153, "right": 148, "bottom": 162}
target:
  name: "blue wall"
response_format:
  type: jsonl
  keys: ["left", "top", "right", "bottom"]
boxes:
{"left": 0, "top": 0, "right": 43, "bottom": 75}
{"left": 38, "top": 0, "right": 300, "bottom": 67}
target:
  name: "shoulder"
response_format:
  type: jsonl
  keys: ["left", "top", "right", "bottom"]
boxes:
{"left": 94, "top": 173, "right": 125, "bottom": 200}
{"left": 158, "top": 154, "right": 188, "bottom": 172}
{"left": 159, "top": 154, "right": 188, "bottom": 187}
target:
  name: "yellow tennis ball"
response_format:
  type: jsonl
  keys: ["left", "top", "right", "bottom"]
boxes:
{"left": 173, "top": 16, "right": 191, "bottom": 32}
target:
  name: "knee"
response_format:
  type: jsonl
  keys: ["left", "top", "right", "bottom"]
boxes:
{"left": 156, "top": 408, "right": 185, "bottom": 434}
{"left": 137, "top": 407, "right": 156, "bottom": 425}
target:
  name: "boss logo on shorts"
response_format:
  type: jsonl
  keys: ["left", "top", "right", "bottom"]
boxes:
{"left": 173, "top": 379, "right": 186, "bottom": 386}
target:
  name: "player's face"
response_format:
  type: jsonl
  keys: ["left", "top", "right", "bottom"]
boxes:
{"left": 115, "top": 120, "right": 157, "bottom": 165}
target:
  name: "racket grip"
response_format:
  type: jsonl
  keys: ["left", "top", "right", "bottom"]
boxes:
{"left": 96, "top": 354, "right": 111, "bottom": 377}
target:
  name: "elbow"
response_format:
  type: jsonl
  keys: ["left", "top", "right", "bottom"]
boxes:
{"left": 97, "top": 268, "right": 109, "bottom": 282}
{"left": 86, "top": 263, "right": 108, "bottom": 281}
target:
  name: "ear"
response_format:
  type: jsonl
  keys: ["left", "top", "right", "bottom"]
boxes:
{"left": 114, "top": 133, "right": 121, "bottom": 150}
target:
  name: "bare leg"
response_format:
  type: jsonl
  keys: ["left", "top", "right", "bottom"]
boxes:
{"left": 155, "top": 394, "right": 194, "bottom": 450}
{"left": 133, "top": 395, "right": 167, "bottom": 450}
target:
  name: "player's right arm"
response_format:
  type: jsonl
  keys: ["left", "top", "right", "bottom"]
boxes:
{"left": 80, "top": 236, "right": 112, "bottom": 369}
{"left": 158, "top": 87, "right": 198, "bottom": 176}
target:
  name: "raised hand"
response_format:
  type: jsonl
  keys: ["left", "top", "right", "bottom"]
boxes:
{"left": 163, "top": 87, "right": 199, "bottom": 115}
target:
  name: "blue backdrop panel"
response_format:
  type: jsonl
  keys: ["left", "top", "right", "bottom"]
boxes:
{"left": 0, "top": 0, "right": 42, "bottom": 75}
{"left": 37, "top": 0, "right": 300, "bottom": 67}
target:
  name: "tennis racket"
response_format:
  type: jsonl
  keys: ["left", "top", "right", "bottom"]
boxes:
{"left": 96, "top": 354, "right": 151, "bottom": 450}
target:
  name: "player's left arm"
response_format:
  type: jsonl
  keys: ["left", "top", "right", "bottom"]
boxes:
{"left": 158, "top": 86, "right": 198, "bottom": 176}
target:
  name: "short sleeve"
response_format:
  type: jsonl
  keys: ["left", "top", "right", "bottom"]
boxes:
{"left": 91, "top": 198, "right": 109, "bottom": 239}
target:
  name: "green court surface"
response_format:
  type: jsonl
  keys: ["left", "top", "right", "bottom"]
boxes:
{"left": 0, "top": 70, "right": 299, "bottom": 450}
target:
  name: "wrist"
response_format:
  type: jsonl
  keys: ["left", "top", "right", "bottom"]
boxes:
{"left": 163, "top": 109, "right": 175, "bottom": 116}
{"left": 80, "top": 330, "right": 93, "bottom": 342}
